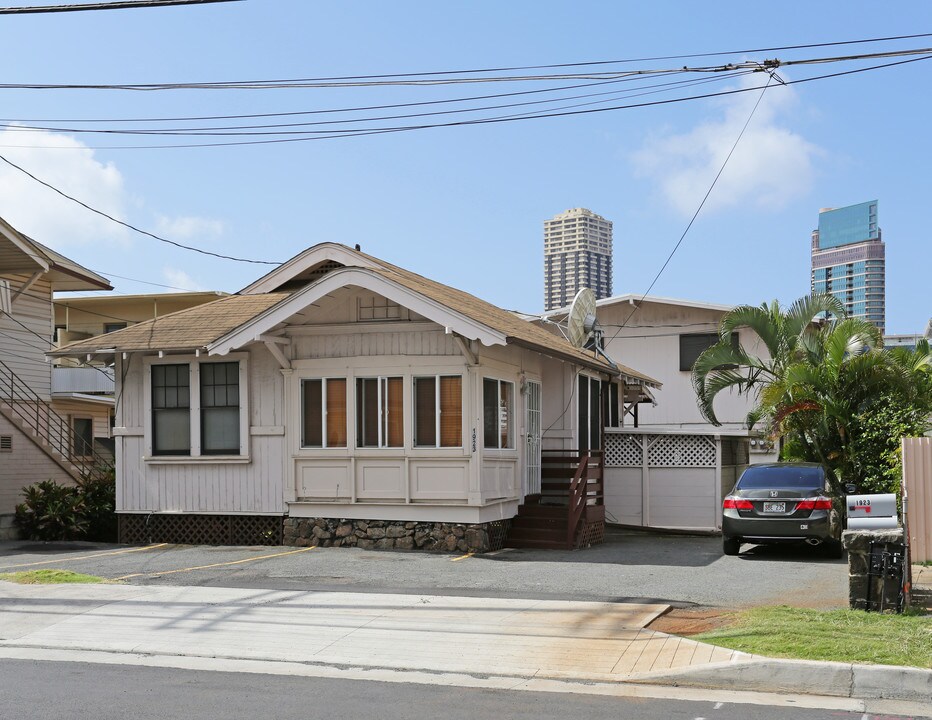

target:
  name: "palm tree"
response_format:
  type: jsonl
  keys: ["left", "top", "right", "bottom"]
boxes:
{"left": 691, "top": 293, "right": 848, "bottom": 425}
{"left": 692, "top": 294, "right": 890, "bottom": 488}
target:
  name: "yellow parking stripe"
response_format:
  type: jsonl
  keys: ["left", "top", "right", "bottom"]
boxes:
{"left": 450, "top": 552, "right": 474, "bottom": 562}
{"left": 114, "top": 545, "right": 317, "bottom": 580}
{"left": 0, "top": 543, "right": 168, "bottom": 571}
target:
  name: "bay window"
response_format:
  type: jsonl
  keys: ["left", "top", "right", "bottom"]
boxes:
{"left": 483, "top": 378, "right": 514, "bottom": 449}
{"left": 414, "top": 375, "right": 462, "bottom": 447}
{"left": 356, "top": 376, "right": 403, "bottom": 448}
{"left": 301, "top": 378, "right": 347, "bottom": 447}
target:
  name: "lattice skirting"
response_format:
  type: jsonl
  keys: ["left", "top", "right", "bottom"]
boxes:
{"left": 576, "top": 518, "right": 605, "bottom": 548}
{"left": 119, "top": 514, "right": 283, "bottom": 546}
{"left": 485, "top": 519, "right": 511, "bottom": 552}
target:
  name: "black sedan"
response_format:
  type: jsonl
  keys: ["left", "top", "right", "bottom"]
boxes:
{"left": 721, "top": 462, "right": 845, "bottom": 558}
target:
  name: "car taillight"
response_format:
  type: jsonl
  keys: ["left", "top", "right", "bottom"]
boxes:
{"left": 796, "top": 497, "right": 833, "bottom": 511}
{"left": 723, "top": 497, "right": 754, "bottom": 510}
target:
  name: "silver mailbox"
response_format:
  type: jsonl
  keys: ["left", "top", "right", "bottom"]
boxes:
{"left": 846, "top": 493, "right": 898, "bottom": 530}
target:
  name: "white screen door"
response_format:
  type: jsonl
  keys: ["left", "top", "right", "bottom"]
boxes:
{"left": 525, "top": 380, "right": 541, "bottom": 496}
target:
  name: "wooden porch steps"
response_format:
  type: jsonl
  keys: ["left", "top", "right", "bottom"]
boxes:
{"left": 504, "top": 450, "right": 605, "bottom": 551}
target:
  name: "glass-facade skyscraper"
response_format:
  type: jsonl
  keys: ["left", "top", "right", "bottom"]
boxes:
{"left": 543, "top": 208, "right": 613, "bottom": 311}
{"left": 811, "top": 200, "right": 886, "bottom": 333}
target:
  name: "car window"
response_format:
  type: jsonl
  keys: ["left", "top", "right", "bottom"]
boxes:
{"left": 737, "top": 465, "right": 825, "bottom": 489}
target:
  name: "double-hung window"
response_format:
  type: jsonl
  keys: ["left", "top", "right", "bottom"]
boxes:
{"left": 301, "top": 378, "right": 347, "bottom": 447}
{"left": 482, "top": 378, "right": 514, "bottom": 449}
{"left": 356, "top": 376, "right": 403, "bottom": 448}
{"left": 152, "top": 364, "right": 191, "bottom": 455}
{"left": 200, "top": 362, "right": 240, "bottom": 455}
{"left": 414, "top": 376, "right": 462, "bottom": 447}
{"left": 149, "top": 358, "right": 245, "bottom": 458}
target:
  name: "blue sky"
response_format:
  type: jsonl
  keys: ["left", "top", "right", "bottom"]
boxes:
{"left": 1, "top": 1, "right": 929, "bottom": 333}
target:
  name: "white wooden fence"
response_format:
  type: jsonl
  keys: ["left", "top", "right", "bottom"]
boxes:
{"left": 603, "top": 430, "right": 749, "bottom": 532}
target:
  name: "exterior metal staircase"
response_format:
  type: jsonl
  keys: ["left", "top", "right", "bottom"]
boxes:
{"left": 505, "top": 450, "right": 605, "bottom": 550}
{"left": 0, "top": 359, "right": 113, "bottom": 485}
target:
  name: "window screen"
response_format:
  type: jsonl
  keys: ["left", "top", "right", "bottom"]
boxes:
{"left": 152, "top": 364, "right": 190, "bottom": 455}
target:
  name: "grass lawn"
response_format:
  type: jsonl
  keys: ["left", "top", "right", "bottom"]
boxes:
{"left": 694, "top": 606, "right": 932, "bottom": 668}
{"left": 0, "top": 569, "right": 106, "bottom": 584}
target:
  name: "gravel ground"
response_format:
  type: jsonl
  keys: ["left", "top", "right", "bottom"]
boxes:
{"left": 0, "top": 528, "right": 849, "bottom": 609}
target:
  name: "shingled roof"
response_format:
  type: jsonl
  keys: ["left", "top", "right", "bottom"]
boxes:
{"left": 50, "top": 293, "right": 289, "bottom": 355}
{"left": 51, "top": 244, "right": 659, "bottom": 386}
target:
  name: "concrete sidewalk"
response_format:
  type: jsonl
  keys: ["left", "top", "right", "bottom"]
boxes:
{"left": 1, "top": 580, "right": 929, "bottom": 710}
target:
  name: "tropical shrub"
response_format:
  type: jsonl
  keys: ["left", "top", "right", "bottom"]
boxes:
{"left": 14, "top": 480, "right": 87, "bottom": 541}
{"left": 14, "top": 471, "right": 117, "bottom": 542}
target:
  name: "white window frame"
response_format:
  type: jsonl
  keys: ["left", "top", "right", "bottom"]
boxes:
{"left": 413, "top": 374, "right": 463, "bottom": 449}
{"left": 482, "top": 377, "right": 515, "bottom": 451}
{"left": 355, "top": 375, "right": 403, "bottom": 449}
{"left": 143, "top": 353, "right": 249, "bottom": 462}
{"left": 300, "top": 377, "right": 347, "bottom": 449}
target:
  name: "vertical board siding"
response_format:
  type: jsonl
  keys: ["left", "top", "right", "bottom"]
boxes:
{"left": 903, "top": 437, "right": 932, "bottom": 562}
{"left": 1, "top": 274, "right": 53, "bottom": 399}
{"left": 292, "top": 330, "right": 458, "bottom": 360}
{"left": 117, "top": 346, "right": 285, "bottom": 514}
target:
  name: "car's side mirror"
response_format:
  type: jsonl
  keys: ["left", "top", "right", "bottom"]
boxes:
{"left": 844, "top": 483, "right": 858, "bottom": 495}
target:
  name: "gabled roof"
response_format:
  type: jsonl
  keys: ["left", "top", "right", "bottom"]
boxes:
{"left": 544, "top": 293, "right": 734, "bottom": 318}
{"left": 49, "top": 293, "right": 288, "bottom": 355}
{"left": 0, "top": 216, "right": 111, "bottom": 292}
{"left": 52, "top": 243, "right": 660, "bottom": 386}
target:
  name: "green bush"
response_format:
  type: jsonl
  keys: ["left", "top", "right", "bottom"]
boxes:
{"left": 14, "top": 471, "right": 116, "bottom": 542}
{"left": 14, "top": 480, "right": 88, "bottom": 541}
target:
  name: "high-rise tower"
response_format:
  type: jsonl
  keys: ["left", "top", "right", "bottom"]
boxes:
{"left": 811, "top": 201, "right": 886, "bottom": 333}
{"left": 543, "top": 208, "right": 612, "bottom": 311}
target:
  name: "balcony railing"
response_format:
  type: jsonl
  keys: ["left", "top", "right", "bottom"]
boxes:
{"left": 52, "top": 366, "right": 114, "bottom": 395}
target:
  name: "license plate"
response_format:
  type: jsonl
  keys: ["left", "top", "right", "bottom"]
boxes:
{"left": 763, "top": 502, "right": 786, "bottom": 513}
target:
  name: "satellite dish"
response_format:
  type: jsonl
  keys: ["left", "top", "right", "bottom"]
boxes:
{"left": 566, "top": 288, "right": 597, "bottom": 348}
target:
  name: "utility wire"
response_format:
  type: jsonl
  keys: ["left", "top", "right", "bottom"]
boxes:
{"left": 0, "top": 71, "right": 752, "bottom": 136}
{"left": 605, "top": 75, "right": 775, "bottom": 346}
{"left": 0, "top": 32, "right": 929, "bottom": 88}
{"left": 0, "top": 0, "right": 240, "bottom": 14}
{"left": 0, "top": 154, "right": 282, "bottom": 265}
{"left": 2, "top": 52, "right": 927, "bottom": 150}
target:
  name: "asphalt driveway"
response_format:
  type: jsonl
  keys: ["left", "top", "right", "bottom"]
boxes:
{"left": 0, "top": 528, "right": 849, "bottom": 609}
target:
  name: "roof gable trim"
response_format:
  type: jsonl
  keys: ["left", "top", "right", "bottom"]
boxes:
{"left": 210, "top": 268, "right": 507, "bottom": 356}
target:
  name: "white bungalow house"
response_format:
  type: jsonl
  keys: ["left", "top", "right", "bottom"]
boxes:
{"left": 52, "top": 244, "right": 660, "bottom": 551}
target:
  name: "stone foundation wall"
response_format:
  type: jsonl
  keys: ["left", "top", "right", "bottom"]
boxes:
{"left": 283, "top": 517, "right": 511, "bottom": 553}
{"left": 842, "top": 528, "right": 907, "bottom": 612}
{"left": 0, "top": 514, "right": 20, "bottom": 541}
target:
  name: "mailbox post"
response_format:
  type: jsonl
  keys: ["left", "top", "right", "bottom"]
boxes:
{"left": 842, "top": 493, "right": 905, "bottom": 612}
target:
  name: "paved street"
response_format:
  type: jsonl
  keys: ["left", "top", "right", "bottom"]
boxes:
{"left": 5, "top": 659, "right": 918, "bottom": 720}
{"left": 0, "top": 528, "right": 849, "bottom": 608}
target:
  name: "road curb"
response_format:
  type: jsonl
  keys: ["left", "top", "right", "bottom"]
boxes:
{"left": 631, "top": 657, "right": 932, "bottom": 703}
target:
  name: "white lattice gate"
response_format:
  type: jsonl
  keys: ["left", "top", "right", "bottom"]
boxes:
{"left": 603, "top": 431, "right": 742, "bottom": 531}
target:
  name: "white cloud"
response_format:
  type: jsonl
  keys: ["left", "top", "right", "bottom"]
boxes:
{"left": 0, "top": 128, "right": 129, "bottom": 246}
{"left": 162, "top": 268, "right": 206, "bottom": 291}
{"left": 0, "top": 127, "right": 226, "bottom": 262}
{"left": 156, "top": 215, "right": 224, "bottom": 240}
{"left": 632, "top": 75, "right": 820, "bottom": 216}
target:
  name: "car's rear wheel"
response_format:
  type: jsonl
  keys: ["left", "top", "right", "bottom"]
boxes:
{"left": 823, "top": 536, "right": 844, "bottom": 559}
{"left": 723, "top": 536, "right": 741, "bottom": 556}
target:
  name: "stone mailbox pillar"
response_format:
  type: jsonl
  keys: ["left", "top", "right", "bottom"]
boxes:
{"left": 842, "top": 528, "right": 908, "bottom": 612}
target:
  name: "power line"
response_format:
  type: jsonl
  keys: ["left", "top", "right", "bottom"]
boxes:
{"left": 2, "top": 52, "right": 927, "bottom": 151}
{"left": 0, "top": 71, "right": 753, "bottom": 137}
{"left": 0, "top": 153, "right": 282, "bottom": 265}
{"left": 605, "top": 74, "right": 775, "bottom": 346}
{"left": 0, "top": 32, "right": 929, "bottom": 88}
{"left": 0, "top": 0, "right": 240, "bottom": 14}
